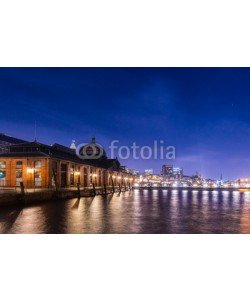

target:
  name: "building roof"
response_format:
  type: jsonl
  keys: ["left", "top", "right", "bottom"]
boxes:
{"left": 0, "top": 152, "right": 49, "bottom": 158}
{"left": 0, "top": 141, "right": 122, "bottom": 171}
{"left": 0, "top": 133, "right": 28, "bottom": 145}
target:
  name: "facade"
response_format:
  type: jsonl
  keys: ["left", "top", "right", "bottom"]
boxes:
{"left": 0, "top": 140, "right": 134, "bottom": 189}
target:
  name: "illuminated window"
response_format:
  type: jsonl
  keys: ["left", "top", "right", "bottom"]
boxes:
{"left": 70, "top": 165, "right": 75, "bottom": 185}
{"left": 16, "top": 161, "right": 23, "bottom": 186}
{"left": 34, "top": 161, "right": 42, "bottom": 187}
{"left": 0, "top": 161, "right": 6, "bottom": 186}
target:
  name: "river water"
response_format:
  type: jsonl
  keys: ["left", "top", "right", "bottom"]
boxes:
{"left": 1, "top": 189, "right": 250, "bottom": 233}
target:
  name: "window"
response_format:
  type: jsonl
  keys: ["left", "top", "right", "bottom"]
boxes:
{"left": 52, "top": 161, "right": 58, "bottom": 187}
{"left": 34, "top": 161, "right": 42, "bottom": 187}
{"left": 60, "top": 164, "right": 67, "bottom": 187}
{"left": 99, "top": 170, "right": 102, "bottom": 186}
{"left": 16, "top": 161, "right": 23, "bottom": 186}
{"left": 89, "top": 168, "right": 93, "bottom": 185}
{"left": 70, "top": 165, "right": 75, "bottom": 185}
{"left": 0, "top": 161, "right": 6, "bottom": 186}
{"left": 83, "top": 167, "right": 88, "bottom": 187}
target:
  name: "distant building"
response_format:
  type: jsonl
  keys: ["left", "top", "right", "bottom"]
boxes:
{"left": 130, "top": 169, "right": 140, "bottom": 176}
{"left": 162, "top": 165, "right": 173, "bottom": 177}
{"left": 0, "top": 133, "right": 27, "bottom": 153}
{"left": 172, "top": 167, "right": 183, "bottom": 180}
{"left": 144, "top": 169, "right": 153, "bottom": 175}
{"left": 162, "top": 165, "right": 183, "bottom": 180}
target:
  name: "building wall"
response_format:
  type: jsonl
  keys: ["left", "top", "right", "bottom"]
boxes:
{"left": 0, "top": 157, "right": 135, "bottom": 189}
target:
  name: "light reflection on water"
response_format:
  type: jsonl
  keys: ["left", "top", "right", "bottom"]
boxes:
{"left": 0, "top": 190, "right": 250, "bottom": 233}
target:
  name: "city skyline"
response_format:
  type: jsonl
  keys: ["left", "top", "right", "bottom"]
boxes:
{"left": 1, "top": 68, "right": 250, "bottom": 179}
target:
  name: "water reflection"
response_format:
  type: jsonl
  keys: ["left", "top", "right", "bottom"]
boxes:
{"left": 1, "top": 190, "right": 250, "bottom": 233}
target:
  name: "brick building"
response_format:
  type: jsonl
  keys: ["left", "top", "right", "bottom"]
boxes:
{"left": 0, "top": 139, "right": 134, "bottom": 189}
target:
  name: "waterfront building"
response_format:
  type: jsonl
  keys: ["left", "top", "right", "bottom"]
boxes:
{"left": 0, "top": 138, "right": 134, "bottom": 189}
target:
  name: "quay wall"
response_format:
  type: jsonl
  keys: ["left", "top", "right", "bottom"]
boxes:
{"left": 0, "top": 187, "right": 125, "bottom": 207}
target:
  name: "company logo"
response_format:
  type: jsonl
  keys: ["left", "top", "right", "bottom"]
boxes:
{"left": 76, "top": 142, "right": 104, "bottom": 160}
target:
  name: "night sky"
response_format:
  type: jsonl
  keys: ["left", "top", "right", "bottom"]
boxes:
{"left": 1, "top": 68, "right": 250, "bottom": 180}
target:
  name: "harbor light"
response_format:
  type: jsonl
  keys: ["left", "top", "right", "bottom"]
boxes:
{"left": 27, "top": 167, "right": 34, "bottom": 174}
{"left": 75, "top": 171, "right": 80, "bottom": 176}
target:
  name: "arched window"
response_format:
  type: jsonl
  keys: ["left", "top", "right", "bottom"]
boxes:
{"left": 0, "top": 161, "right": 6, "bottom": 186}
{"left": 34, "top": 161, "right": 42, "bottom": 187}
{"left": 16, "top": 161, "right": 23, "bottom": 186}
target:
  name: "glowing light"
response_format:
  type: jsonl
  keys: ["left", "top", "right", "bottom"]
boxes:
{"left": 134, "top": 183, "right": 139, "bottom": 187}
{"left": 75, "top": 171, "right": 80, "bottom": 176}
{"left": 27, "top": 167, "right": 34, "bottom": 174}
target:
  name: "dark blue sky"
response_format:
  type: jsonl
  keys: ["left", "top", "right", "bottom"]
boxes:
{"left": 1, "top": 68, "right": 250, "bottom": 179}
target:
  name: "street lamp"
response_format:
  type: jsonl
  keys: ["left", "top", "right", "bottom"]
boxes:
{"left": 27, "top": 167, "right": 34, "bottom": 174}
